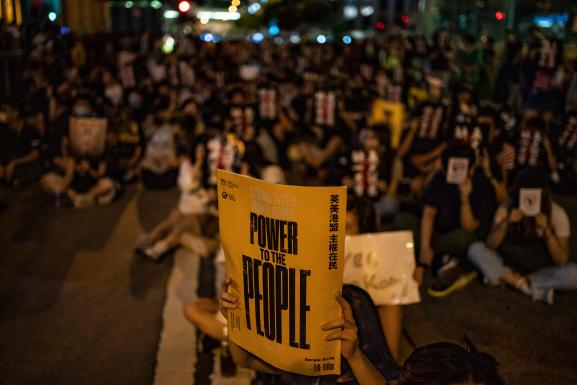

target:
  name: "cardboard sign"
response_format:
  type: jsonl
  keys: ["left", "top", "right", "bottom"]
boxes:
{"left": 446, "top": 157, "right": 469, "bottom": 184}
{"left": 519, "top": 188, "right": 542, "bottom": 217}
{"left": 371, "top": 99, "right": 405, "bottom": 149}
{"left": 69, "top": 117, "right": 107, "bottom": 157}
{"left": 217, "top": 170, "right": 346, "bottom": 376}
{"left": 344, "top": 231, "right": 420, "bottom": 306}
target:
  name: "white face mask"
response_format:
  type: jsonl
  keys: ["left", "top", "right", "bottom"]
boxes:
{"left": 73, "top": 106, "right": 91, "bottom": 116}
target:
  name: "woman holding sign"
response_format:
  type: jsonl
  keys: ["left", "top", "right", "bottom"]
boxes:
{"left": 467, "top": 168, "right": 577, "bottom": 304}
{"left": 221, "top": 287, "right": 505, "bottom": 385}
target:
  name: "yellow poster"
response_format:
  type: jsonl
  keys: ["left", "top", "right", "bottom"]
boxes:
{"left": 217, "top": 170, "right": 347, "bottom": 376}
{"left": 371, "top": 99, "right": 406, "bottom": 149}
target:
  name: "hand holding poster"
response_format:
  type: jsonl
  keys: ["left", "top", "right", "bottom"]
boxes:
{"left": 217, "top": 170, "right": 346, "bottom": 376}
{"left": 344, "top": 231, "right": 420, "bottom": 306}
{"left": 69, "top": 117, "right": 107, "bottom": 157}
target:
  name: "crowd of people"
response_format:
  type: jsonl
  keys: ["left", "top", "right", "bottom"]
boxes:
{"left": 2, "top": 20, "right": 577, "bottom": 384}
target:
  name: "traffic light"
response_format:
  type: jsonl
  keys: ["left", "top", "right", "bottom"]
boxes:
{"left": 178, "top": 0, "right": 191, "bottom": 13}
{"left": 495, "top": 11, "right": 505, "bottom": 21}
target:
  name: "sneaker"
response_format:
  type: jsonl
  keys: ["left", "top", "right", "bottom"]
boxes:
{"left": 135, "top": 234, "right": 153, "bottom": 251}
{"left": 428, "top": 271, "right": 478, "bottom": 298}
{"left": 531, "top": 286, "right": 554, "bottom": 305}
{"left": 435, "top": 254, "right": 459, "bottom": 277}
{"left": 96, "top": 187, "right": 116, "bottom": 205}
{"left": 74, "top": 194, "right": 94, "bottom": 209}
{"left": 143, "top": 241, "right": 170, "bottom": 261}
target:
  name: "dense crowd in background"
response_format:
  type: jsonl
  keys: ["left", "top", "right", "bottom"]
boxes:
{"left": 2, "top": 20, "right": 577, "bottom": 384}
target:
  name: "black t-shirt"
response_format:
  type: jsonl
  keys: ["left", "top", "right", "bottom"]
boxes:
{"left": 0, "top": 123, "right": 41, "bottom": 164}
{"left": 422, "top": 170, "right": 493, "bottom": 234}
{"left": 515, "top": 128, "right": 547, "bottom": 168}
{"left": 408, "top": 101, "right": 447, "bottom": 155}
{"left": 44, "top": 114, "right": 69, "bottom": 159}
{"left": 347, "top": 148, "right": 393, "bottom": 200}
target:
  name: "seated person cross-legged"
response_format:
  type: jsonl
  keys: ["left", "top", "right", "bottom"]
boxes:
{"left": 417, "top": 143, "right": 495, "bottom": 296}
{"left": 467, "top": 167, "right": 577, "bottom": 304}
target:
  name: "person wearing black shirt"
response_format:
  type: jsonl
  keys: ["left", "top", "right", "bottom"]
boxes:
{"left": 0, "top": 103, "right": 41, "bottom": 185}
{"left": 417, "top": 144, "right": 494, "bottom": 295}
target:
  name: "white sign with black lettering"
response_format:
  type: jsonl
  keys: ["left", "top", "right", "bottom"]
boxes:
{"left": 519, "top": 188, "right": 542, "bottom": 217}
{"left": 344, "top": 231, "right": 420, "bottom": 306}
{"left": 446, "top": 157, "right": 469, "bottom": 184}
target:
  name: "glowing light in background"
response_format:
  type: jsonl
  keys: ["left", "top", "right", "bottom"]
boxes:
{"left": 252, "top": 32, "right": 264, "bottom": 44}
{"left": 342, "top": 35, "right": 352, "bottom": 45}
{"left": 289, "top": 34, "right": 301, "bottom": 44}
{"left": 201, "top": 33, "right": 214, "bottom": 42}
{"left": 48, "top": 12, "right": 57, "bottom": 22}
{"left": 316, "top": 34, "right": 326, "bottom": 44}
{"left": 248, "top": 3, "right": 261, "bottom": 14}
{"left": 178, "top": 1, "right": 191, "bottom": 13}
{"left": 150, "top": 0, "right": 162, "bottom": 10}
{"left": 162, "top": 35, "right": 175, "bottom": 54}
{"left": 343, "top": 5, "right": 358, "bottom": 20}
{"left": 125, "top": 1, "right": 134, "bottom": 9}
{"left": 360, "top": 5, "right": 374, "bottom": 16}
{"left": 164, "top": 10, "right": 179, "bottom": 19}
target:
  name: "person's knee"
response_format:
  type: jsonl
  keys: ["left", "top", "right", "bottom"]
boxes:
{"left": 562, "top": 263, "right": 577, "bottom": 283}
{"left": 40, "top": 173, "right": 64, "bottom": 193}
{"left": 98, "top": 177, "right": 114, "bottom": 191}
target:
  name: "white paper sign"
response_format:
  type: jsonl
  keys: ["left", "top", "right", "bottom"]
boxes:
{"left": 519, "top": 188, "right": 542, "bottom": 217}
{"left": 446, "top": 157, "right": 469, "bottom": 184}
{"left": 344, "top": 231, "right": 420, "bottom": 306}
{"left": 69, "top": 117, "right": 107, "bottom": 157}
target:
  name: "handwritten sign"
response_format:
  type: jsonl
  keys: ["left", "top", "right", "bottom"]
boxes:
{"left": 344, "top": 231, "right": 420, "bottom": 306}
{"left": 519, "top": 188, "right": 542, "bottom": 217}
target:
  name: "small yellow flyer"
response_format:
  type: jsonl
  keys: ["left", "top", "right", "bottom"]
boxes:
{"left": 217, "top": 169, "right": 347, "bottom": 376}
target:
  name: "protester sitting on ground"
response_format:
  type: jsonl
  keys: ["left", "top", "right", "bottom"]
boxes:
{"left": 343, "top": 127, "right": 400, "bottom": 222}
{"left": 135, "top": 143, "right": 218, "bottom": 260}
{"left": 140, "top": 114, "right": 183, "bottom": 189}
{"left": 397, "top": 75, "right": 448, "bottom": 179}
{"left": 345, "top": 196, "right": 404, "bottom": 362}
{"left": 105, "top": 108, "right": 144, "bottom": 183}
{"left": 514, "top": 114, "right": 558, "bottom": 180}
{"left": 219, "top": 286, "right": 505, "bottom": 385}
{"left": 415, "top": 143, "right": 495, "bottom": 296}
{"left": 0, "top": 103, "right": 42, "bottom": 185}
{"left": 467, "top": 167, "right": 576, "bottom": 304}
{"left": 40, "top": 96, "right": 91, "bottom": 205}
{"left": 66, "top": 157, "right": 115, "bottom": 209}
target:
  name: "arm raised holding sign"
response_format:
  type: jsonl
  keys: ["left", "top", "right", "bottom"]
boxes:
{"left": 220, "top": 279, "right": 388, "bottom": 385}
{"left": 322, "top": 293, "right": 387, "bottom": 385}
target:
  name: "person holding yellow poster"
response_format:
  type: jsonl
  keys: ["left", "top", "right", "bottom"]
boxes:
{"left": 217, "top": 169, "right": 347, "bottom": 376}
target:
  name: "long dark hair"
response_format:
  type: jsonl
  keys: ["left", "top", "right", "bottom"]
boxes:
{"left": 346, "top": 195, "right": 377, "bottom": 234}
{"left": 399, "top": 340, "right": 505, "bottom": 385}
